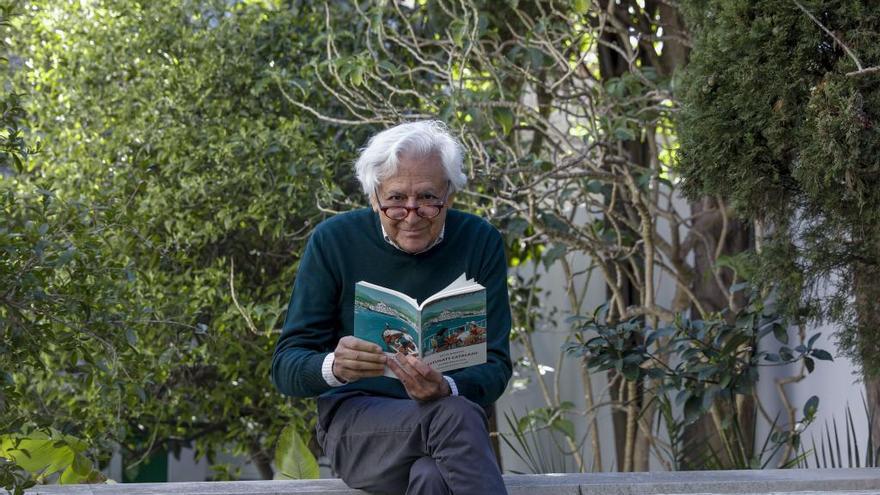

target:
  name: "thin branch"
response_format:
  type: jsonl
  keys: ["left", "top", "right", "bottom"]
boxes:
{"left": 273, "top": 75, "right": 391, "bottom": 125}
{"left": 791, "top": 0, "right": 880, "bottom": 77}
{"left": 229, "top": 258, "right": 259, "bottom": 336}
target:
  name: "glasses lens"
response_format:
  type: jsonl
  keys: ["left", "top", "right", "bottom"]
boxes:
{"left": 417, "top": 205, "right": 441, "bottom": 218}
{"left": 386, "top": 207, "right": 408, "bottom": 220}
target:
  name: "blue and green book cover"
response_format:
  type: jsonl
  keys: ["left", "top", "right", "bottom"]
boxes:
{"left": 354, "top": 273, "right": 487, "bottom": 376}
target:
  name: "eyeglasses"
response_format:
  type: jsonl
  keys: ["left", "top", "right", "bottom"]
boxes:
{"left": 375, "top": 181, "right": 451, "bottom": 220}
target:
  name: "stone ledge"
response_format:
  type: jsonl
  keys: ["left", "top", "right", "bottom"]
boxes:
{"left": 26, "top": 468, "right": 880, "bottom": 495}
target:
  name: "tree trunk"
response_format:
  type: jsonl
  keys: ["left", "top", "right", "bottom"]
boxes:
{"left": 595, "top": 0, "right": 693, "bottom": 471}
{"left": 682, "top": 197, "right": 752, "bottom": 469}
{"left": 488, "top": 404, "right": 503, "bottom": 470}
{"left": 865, "top": 378, "right": 880, "bottom": 453}
{"left": 249, "top": 440, "right": 274, "bottom": 480}
{"left": 596, "top": 5, "right": 640, "bottom": 469}
{"left": 853, "top": 247, "right": 880, "bottom": 452}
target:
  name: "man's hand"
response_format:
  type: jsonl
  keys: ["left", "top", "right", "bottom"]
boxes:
{"left": 332, "top": 336, "right": 387, "bottom": 383}
{"left": 386, "top": 353, "right": 451, "bottom": 402}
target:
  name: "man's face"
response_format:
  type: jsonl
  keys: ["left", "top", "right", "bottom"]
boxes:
{"left": 371, "top": 152, "right": 453, "bottom": 254}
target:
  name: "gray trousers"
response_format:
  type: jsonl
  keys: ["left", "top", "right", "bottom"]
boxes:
{"left": 316, "top": 392, "right": 508, "bottom": 495}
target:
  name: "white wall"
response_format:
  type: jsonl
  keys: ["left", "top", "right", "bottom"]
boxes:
{"left": 494, "top": 201, "right": 870, "bottom": 473}
{"left": 754, "top": 321, "right": 868, "bottom": 469}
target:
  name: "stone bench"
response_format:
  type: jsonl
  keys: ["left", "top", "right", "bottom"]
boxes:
{"left": 27, "top": 468, "right": 880, "bottom": 495}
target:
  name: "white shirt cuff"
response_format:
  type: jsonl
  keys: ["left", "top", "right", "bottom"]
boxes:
{"left": 443, "top": 375, "right": 459, "bottom": 396}
{"left": 322, "top": 352, "right": 346, "bottom": 387}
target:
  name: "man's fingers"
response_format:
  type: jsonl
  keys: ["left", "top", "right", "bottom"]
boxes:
{"left": 339, "top": 336, "right": 383, "bottom": 354}
{"left": 339, "top": 359, "right": 385, "bottom": 371}
{"left": 386, "top": 354, "right": 408, "bottom": 377}
{"left": 389, "top": 353, "right": 447, "bottom": 402}
{"left": 391, "top": 354, "right": 447, "bottom": 402}
{"left": 388, "top": 355, "right": 417, "bottom": 385}
{"left": 340, "top": 349, "right": 386, "bottom": 364}
{"left": 403, "top": 355, "right": 437, "bottom": 379}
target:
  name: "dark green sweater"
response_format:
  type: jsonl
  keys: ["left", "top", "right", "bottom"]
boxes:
{"left": 271, "top": 208, "right": 512, "bottom": 407}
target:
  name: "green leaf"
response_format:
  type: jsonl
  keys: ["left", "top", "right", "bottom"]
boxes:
{"left": 621, "top": 364, "right": 640, "bottom": 381}
{"left": 125, "top": 328, "right": 138, "bottom": 347}
{"left": 506, "top": 217, "right": 529, "bottom": 237}
{"left": 350, "top": 66, "right": 363, "bottom": 87}
{"left": 779, "top": 346, "right": 794, "bottom": 362}
{"left": 0, "top": 432, "right": 96, "bottom": 482}
{"left": 526, "top": 47, "right": 544, "bottom": 69}
{"left": 811, "top": 349, "right": 833, "bottom": 361}
{"left": 59, "top": 453, "right": 99, "bottom": 484}
{"left": 683, "top": 395, "right": 702, "bottom": 425}
{"left": 613, "top": 126, "right": 635, "bottom": 141}
{"left": 539, "top": 212, "right": 569, "bottom": 234}
{"left": 803, "top": 395, "right": 819, "bottom": 419}
{"left": 493, "top": 107, "right": 514, "bottom": 136}
{"left": 585, "top": 180, "right": 603, "bottom": 194}
{"left": 541, "top": 244, "right": 566, "bottom": 269}
{"left": 535, "top": 160, "right": 554, "bottom": 172}
{"left": 764, "top": 353, "right": 781, "bottom": 362}
{"left": 552, "top": 419, "right": 575, "bottom": 440}
{"left": 772, "top": 323, "right": 788, "bottom": 345}
{"left": 450, "top": 19, "right": 467, "bottom": 46}
{"left": 273, "top": 424, "right": 319, "bottom": 480}
{"left": 646, "top": 367, "right": 665, "bottom": 379}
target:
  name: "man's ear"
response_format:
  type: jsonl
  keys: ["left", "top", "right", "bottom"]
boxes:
{"left": 369, "top": 193, "right": 379, "bottom": 212}
{"left": 446, "top": 192, "right": 455, "bottom": 206}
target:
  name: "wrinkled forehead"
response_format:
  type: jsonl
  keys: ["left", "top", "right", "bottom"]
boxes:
{"left": 376, "top": 150, "right": 449, "bottom": 192}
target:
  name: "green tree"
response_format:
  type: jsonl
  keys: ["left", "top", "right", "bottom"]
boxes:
{"left": 7, "top": 0, "right": 362, "bottom": 479}
{"left": 677, "top": 0, "right": 880, "bottom": 447}
{"left": 1, "top": 2, "right": 124, "bottom": 491}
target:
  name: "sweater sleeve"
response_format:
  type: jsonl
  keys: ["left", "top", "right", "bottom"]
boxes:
{"left": 271, "top": 227, "right": 341, "bottom": 397}
{"left": 446, "top": 227, "right": 512, "bottom": 406}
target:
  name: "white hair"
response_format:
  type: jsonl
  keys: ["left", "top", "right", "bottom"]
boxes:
{"left": 354, "top": 120, "right": 466, "bottom": 197}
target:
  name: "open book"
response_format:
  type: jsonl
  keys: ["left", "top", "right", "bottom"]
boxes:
{"left": 354, "top": 273, "right": 487, "bottom": 376}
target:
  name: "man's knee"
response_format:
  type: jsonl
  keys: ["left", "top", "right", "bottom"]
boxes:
{"left": 429, "top": 396, "right": 489, "bottom": 432}
{"left": 408, "top": 456, "right": 449, "bottom": 494}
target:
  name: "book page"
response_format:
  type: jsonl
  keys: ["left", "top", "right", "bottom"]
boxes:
{"left": 420, "top": 287, "right": 487, "bottom": 373}
{"left": 354, "top": 282, "right": 421, "bottom": 378}
{"left": 354, "top": 275, "right": 487, "bottom": 377}
{"left": 356, "top": 280, "right": 419, "bottom": 308}
{"left": 438, "top": 272, "right": 472, "bottom": 293}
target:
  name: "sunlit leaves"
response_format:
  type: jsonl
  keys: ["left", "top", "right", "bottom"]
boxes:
{"left": 4, "top": 0, "right": 360, "bottom": 479}
{"left": 0, "top": 431, "right": 104, "bottom": 484}
{"left": 272, "top": 424, "right": 318, "bottom": 480}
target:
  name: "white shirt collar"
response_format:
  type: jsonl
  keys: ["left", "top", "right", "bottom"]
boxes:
{"left": 380, "top": 222, "right": 445, "bottom": 255}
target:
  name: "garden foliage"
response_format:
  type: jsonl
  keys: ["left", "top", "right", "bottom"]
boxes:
{"left": 2, "top": 0, "right": 876, "bottom": 485}
{"left": 678, "top": 0, "right": 880, "bottom": 375}
{"left": 3, "top": 0, "right": 364, "bottom": 484}
{"left": 570, "top": 289, "right": 828, "bottom": 469}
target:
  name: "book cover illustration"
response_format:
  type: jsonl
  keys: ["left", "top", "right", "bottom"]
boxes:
{"left": 354, "top": 274, "right": 487, "bottom": 376}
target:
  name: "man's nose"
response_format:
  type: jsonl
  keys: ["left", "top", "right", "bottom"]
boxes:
{"left": 403, "top": 199, "right": 422, "bottom": 223}
{"left": 403, "top": 208, "right": 421, "bottom": 223}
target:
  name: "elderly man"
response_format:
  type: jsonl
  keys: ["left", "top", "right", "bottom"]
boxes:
{"left": 271, "top": 121, "right": 512, "bottom": 494}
